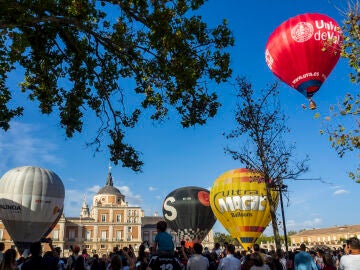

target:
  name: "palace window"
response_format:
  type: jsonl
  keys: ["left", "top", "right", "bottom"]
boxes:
{"left": 52, "top": 230, "right": 59, "bottom": 240}
{"left": 85, "top": 230, "right": 91, "bottom": 240}
{"left": 101, "top": 214, "right": 106, "bottom": 222}
{"left": 116, "top": 231, "right": 122, "bottom": 241}
{"left": 116, "top": 214, "right": 121, "bottom": 222}
{"left": 101, "top": 231, "right": 107, "bottom": 241}
{"left": 69, "top": 230, "right": 75, "bottom": 240}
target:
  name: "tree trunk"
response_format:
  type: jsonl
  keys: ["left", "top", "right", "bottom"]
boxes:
{"left": 266, "top": 183, "right": 282, "bottom": 250}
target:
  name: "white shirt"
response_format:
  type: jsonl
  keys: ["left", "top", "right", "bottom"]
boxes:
{"left": 339, "top": 254, "right": 360, "bottom": 270}
{"left": 187, "top": 254, "right": 209, "bottom": 270}
{"left": 218, "top": 254, "right": 241, "bottom": 270}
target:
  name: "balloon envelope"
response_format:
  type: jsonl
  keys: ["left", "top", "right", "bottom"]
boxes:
{"left": 162, "top": 186, "right": 216, "bottom": 243}
{"left": 265, "top": 13, "right": 342, "bottom": 101}
{"left": 210, "top": 168, "right": 278, "bottom": 250}
{"left": 0, "top": 166, "right": 65, "bottom": 253}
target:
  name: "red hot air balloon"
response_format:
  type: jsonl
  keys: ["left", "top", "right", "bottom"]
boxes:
{"left": 265, "top": 13, "right": 342, "bottom": 109}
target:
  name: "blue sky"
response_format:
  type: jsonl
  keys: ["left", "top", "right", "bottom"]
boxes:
{"left": 0, "top": 0, "right": 359, "bottom": 236}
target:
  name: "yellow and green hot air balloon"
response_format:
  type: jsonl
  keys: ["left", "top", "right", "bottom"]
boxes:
{"left": 210, "top": 168, "right": 278, "bottom": 250}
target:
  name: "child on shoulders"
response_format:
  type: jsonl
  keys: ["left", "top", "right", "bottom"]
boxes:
{"left": 153, "top": 221, "right": 174, "bottom": 255}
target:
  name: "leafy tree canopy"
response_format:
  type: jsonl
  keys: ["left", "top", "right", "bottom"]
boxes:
{"left": 0, "top": 0, "right": 234, "bottom": 171}
{"left": 319, "top": 1, "right": 359, "bottom": 182}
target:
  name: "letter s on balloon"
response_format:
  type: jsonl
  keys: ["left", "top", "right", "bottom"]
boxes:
{"left": 163, "top": 196, "right": 177, "bottom": 221}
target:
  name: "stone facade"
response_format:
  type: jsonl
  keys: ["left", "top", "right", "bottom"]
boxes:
{"left": 289, "top": 224, "right": 360, "bottom": 248}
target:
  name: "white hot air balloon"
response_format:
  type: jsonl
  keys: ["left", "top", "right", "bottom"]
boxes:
{"left": 0, "top": 166, "right": 65, "bottom": 253}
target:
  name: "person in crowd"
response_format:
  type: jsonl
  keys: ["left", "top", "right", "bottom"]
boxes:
{"left": 109, "top": 255, "right": 122, "bottom": 270}
{"left": 54, "top": 247, "right": 65, "bottom": 270}
{"left": 253, "top": 244, "right": 265, "bottom": 264}
{"left": 314, "top": 250, "right": 324, "bottom": 270}
{"left": 186, "top": 243, "right": 208, "bottom": 270}
{"left": 0, "top": 243, "right": 5, "bottom": 265}
{"left": 276, "top": 250, "right": 286, "bottom": 270}
{"left": 221, "top": 243, "right": 228, "bottom": 259}
{"left": 249, "top": 252, "right": 270, "bottom": 270}
{"left": 217, "top": 244, "right": 240, "bottom": 270}
{"left": 204, "top": 252, "right": 218, "bottom": 270}
{"left": 241, "top": 254, "right": 253, "bottom": 270}
{"left": 152, "top": 221, "right": 174, "bottom": 255}
{"left": 126, "top": 247, "right": 137, "bottom": 266}
{"left": 90, "top": 254, "right": 104, "bottom": 270}
{"left": 147, "top": 254, "right": 182, "bottom": 270}
{"left": 331, "top": 251, "right": 339, "bottom": 269}
{"left": 22, "top": 241, "right": 44, "bottom": 270}
{"left": 212, "top": 243, "right": 221, "bottom": 259}
{"left": 66, "top": 245, "right": 83, "bottom": 270}
{"left": 42, "top": 250, "right": 60, "bottom": 270}
{"left": 0, "top": 248, "right": 18, "bottom": 270}
{"left": 338, "top": 237, "right": 360, "bottom": 270}
{"left": 82, "top": 249, "right": 90, "bottom": 267}
{"left": 322, "top": 253, "right": 336, "bottom": 270}
{"left": 269, "top": 251, "right": 284, "bottom": 270}
{"left": 294, "top": 244, "right": 317, "bottom": 270}
{"left": 286, "top": 251, "right": 295, "bottom": 270}
{"left": 136, "top": 245, "right": 149, "bottom": 270}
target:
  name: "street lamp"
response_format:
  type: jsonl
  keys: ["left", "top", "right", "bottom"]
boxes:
{"left": 271, "top": 183, "right": 289, "bottom": 253}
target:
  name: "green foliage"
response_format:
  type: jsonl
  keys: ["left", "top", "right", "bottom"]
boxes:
{"left": 321, "top": 93, "right": 360, "bottom": 183}
{"left": 287, "top": 230, "right": 298, "bottom": 236}
{"left": 341, "top": 1, "right": 360, "bottom": 84}
{"left": 321, "top": 1, "right": 359, "bottom": 182}
{"left": 213, "top": 232, "right": 236, "bottom": 246}
{"left": 0, "top": 0, "right": 234, "bottom": 171}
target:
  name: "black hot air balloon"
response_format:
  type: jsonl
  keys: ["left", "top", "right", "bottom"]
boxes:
{"left": 162, "top": 186, "right": 216, "bottom": 246}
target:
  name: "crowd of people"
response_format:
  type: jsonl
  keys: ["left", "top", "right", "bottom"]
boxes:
{"left": 0, "top": 221, "right": 358, "bottom": 270}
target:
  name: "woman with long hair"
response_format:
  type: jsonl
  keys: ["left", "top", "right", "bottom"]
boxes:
{"left": 0, "top": 249, "right": 18, "bottom": 270}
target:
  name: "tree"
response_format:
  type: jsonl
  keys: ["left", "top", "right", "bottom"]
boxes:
{"left": 224, "top": 77, "right": 309, "bottom": 251}
{"left": 213, "top": 232, "right": 235, "bottom": 247}
{"left": 321, "top": 1, "right": 359, "bottom": 182}
{"left": 0, "top": 0, "right": 234, "bottom": 171}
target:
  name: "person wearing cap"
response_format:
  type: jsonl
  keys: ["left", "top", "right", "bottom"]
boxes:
{"left": 294, "top": 244, "right": 317, "bottom": 270}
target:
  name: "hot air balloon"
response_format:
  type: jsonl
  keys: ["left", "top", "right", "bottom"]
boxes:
{"left": 162, "top": 186, "right": 216, "bottom": 246}
{"left": 210, "top": 168, "right": 278, "bottom": 250}
{"left": 265, "top": 13, "right": 342, "bottom": 109}
{"left": 0, "top": 166, "right": 65, "bottom": 254}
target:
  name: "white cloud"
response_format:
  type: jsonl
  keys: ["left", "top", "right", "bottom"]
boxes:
{"left": 63, "top": 189, "right": 84, "bottom": 217}
{"left": 0, "top": 121, "right": 62, "bottom": 172}
{"left": 333, "top": 189, "right": 348, "bottom": 195}
{"left": 148, "top": 186, "right": 157, "bottom": 191}
{"left": 88, "top": 185, "right": 101, "bottom": 193}
{"left": 117, "top": 185, "right": 143, "bottom": 206}
{"left": 285, "top": 217, "right": 323, "bottom": 231}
